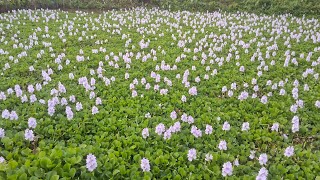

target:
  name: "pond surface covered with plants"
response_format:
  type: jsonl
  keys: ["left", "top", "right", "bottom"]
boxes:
{"left": 0, "top": 8, "right": 319, "bottom": 179}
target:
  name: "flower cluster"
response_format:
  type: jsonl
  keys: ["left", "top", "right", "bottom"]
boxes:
{"left": 86, "top": 154, "right": 97, "bottom": 172}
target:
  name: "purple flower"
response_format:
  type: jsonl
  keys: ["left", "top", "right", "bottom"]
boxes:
{"left": 284, "top": 146, "right": 294, "bottom": 157}
{"left": 258, "top": 153, "right": 268, "bottom": 165}
{"left": 28, "top": 117, "right": 37, "bottom": 129}
{"left": 86, "top": 154, "right": 97, "bottom": 172}
{"left": 222, "top": 161, "right": 233, "bottom": 177}
{"left": 222, "top": 121, "right": 230, "bottom": 131}
{"left": 205, "top": 124, "right": 213, "bottom": 135}
{"left": 188, "top": 86, "right": 197, "bottom": 96}
{"left": 141, "top": 158, "right": 150, "bottom": 172}
{"left": 218, "top": 140, "right": 227, "bottom": 151}
{"left": 256, "top": 167, "right": 268, "bottom": 180}
{"left": 142, "top": 128, "right": 149, "bottom": 139}
{"left": 155, "top": 123, "right": 165, "bottom": 135}
{"left": 242, "top": 122, "right": 250, "bottom": 131}
{"left": 187, "top": 148, "right": 197, "bottom": 161}
{"left": 24, "top": 129, "right": 34, "bottom": 141}
{"left": 92, "top": 106, "right": 99, "bottom": 115}
{"left": 170, "top": 111, "right": 177, "bottom": 120}
{"left": 0, "top": 128, "right": 5, "bottom": 138}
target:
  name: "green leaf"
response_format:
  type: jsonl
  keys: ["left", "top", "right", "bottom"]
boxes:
{"left": 34, "top": 169, "right": 45, "bottom": 178}
{"left": 113, "top": 169, "right": 120, "bottom": 175}
{"left": 18, "top": 173, "right": 28, "bottom": 180}
{"left": 50, "top": 175, "right": 59, "bottom": 180}
{"left": 63, "top": 163, "right": 71, "bottom": 171}
{"left": 178, "top": 168, "right": 186, "bottom": 177}
{"left": 69, "top": 168, "right": 76, "bottom": 178}
{"left": 119, "top": 165, "right": 126, "bottom": 175}
{"left": 45, "top": 171, "right": 57, "bottom": 180}
{"left": 40, "top": 157, "right": 52, "bottom": 169}
{"left": 8, "top": 160, "right": 18, "bottom": 169}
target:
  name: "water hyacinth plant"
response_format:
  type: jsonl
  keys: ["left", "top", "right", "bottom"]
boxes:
{"left": 0, "top": 7, "right": 319, "bottom": 179}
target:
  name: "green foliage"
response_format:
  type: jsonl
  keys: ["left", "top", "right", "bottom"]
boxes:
{"left": 0, "top": 0, "right": 140, "bottom": 12}
{"left": 1, "top": 0, "right": 319, "bottom": 16}
{"left": 151, "top": 0, "right": 320, "bottom": 16}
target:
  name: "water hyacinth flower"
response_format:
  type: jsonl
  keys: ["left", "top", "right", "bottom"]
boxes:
{"left": 0, "top": 128, "right": 5, "bottom": 138}
{"left": 239, "top": 66, "right": 245, "bottom": 72}
{"left": 132, "top": 90, "right": 138, "bottom": 97}
{"left": 222, "top": 121, "right": 230, "bottom": 131}
{"left": 171, "top": 122, "right": 181, "bottom": 132}
{"left": 186, "top": 116, "right": 194, "bottom": 124}
{"left": 125, "top": 73, "right": 130, "bottom": 79}
{"left": 159, "top": 89, "right": 168, "bottom": 95}
{"left": 29, "top": 66, "right": 35, "bottom": 72}
{"left": 187, "top": 148, "right": 197, "bottom": 161}
{"left": 271, "top": 123, "right": 279, "bottom": 132}
{"left": 0, "top": 92, "right": 6, "bottom": 101}
{"left": 222, "top": 86, "right": 228, "bottom": 93}
{"left": 2, "top": 109, "right": 10, "bottom": 119}
{"left": 284, "top": 146, "right": 294, "bottom": 157}
{"left": 39, "top": 99, "right": 46, "bottom": 104}
{"left": 190, "top": 125, "right": 202, "bottom": 138}
{"left": 279, "top": 89, "right": 286, "bottom": 95}
{"left": 256, "top": 167, "right": 268, "bottom": 180}
{"left": 155, "top": 123, "right": 165, "bottom": 135}
{"left": 258, "top": 153, "right": 268, "bottom": 166}
{"left": 290, "top": 104, "right": 298, "bottom": 113}
{"left": 28, "top": 85, "right": 35, "bottom": 93}
{"left": 142, "top": 128, "right": 149, "bottom": 139}
{"left": 227, "top": 90, "right": 233, "bottom": 97}
{"left": 249, "top": 150, "right": 256, "bottom": 159}
{"left": 66, "top": 106, "right": 73, "bottom": 120}
{"left": 0, "top": 156, "right": 5, "bottom": 163}
{"left": 188, "top": 86, "right": 197, "bottom": 96}
{"left": 260, "top": 95, "right": 268, "bottom": 104}
{"left": 76, "top": 102, "right": 83, "bottom": 111}
{"left": 24, "top": 129, "right": 34, "bottom": 141}
{"left": 140, "top": 158, "right": 150, "bottom": 172}
{"left": 181, "top": 113, "right": 188, "bottom": 122}
{"left": 92, "top": 106, "right": 99, "bottom": 115}
{"left": 234, "top": 158, "right": 239, "bottom": 166}
{"left": 291, "top": 116, "right": 299, "bottom": 133}
{"left": 205, "top": 124, "right": 213, "bottom": 135}
{"left": 205, "top": 153, "right": 213, "bottom": 161}
{"left": 9, "top": 111, "right": 18, "bottom": 120}
{"left": 58, "top": 82, "right": 66, "bottom": 93}
{"left": 86, "top": 154, "right": 97, "bottom": 172}
{"left": 163, "top": 129, "right": 172, "bottom": 140}
{"left": 252, "top": 93, "right": 258, "bottom": 99}
{"left": 69, "top": 73, "right": 74, "bottom": 79}
{"left": 96, "top": 97, "right": 102, "bottom": 105}
{"left": 181, "top": 95, "right": 187, "bottom": 102}
{"left": 241, "top": 122, "right": 250, "bottom": 131}
{"left": 21, "top": 95, "right": 28, "bottom": 103}
{"left": 238, "top": 91, "right": 249, "bottom": 101}
{"left": 28, "top": 117, "right": 37, "bottom": 129}
{"left": 222, "top": 161, "right": 233, "bottom": 177}
{"left": 218, "top": 140, "right": 227, "bottom": 151}
{"left": 30, "top": 94, "right": 37, "bottom": 103}
{"left": 315, "top": 100, "right": 320, "bottom": 108}
{"left": 282, "top": 134, "right": 288, "bottom": 140}
{"left": 144, "top": 112, "right": 151, "bottom": 118}
{"left": 69, "top": 95, "right": 76, "bottom": 103}
{"left": 89, "top": 91, "right": 95, "bottom": 99}
{"left": 170, "top": 111, "right": 177, "bottom": 120}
